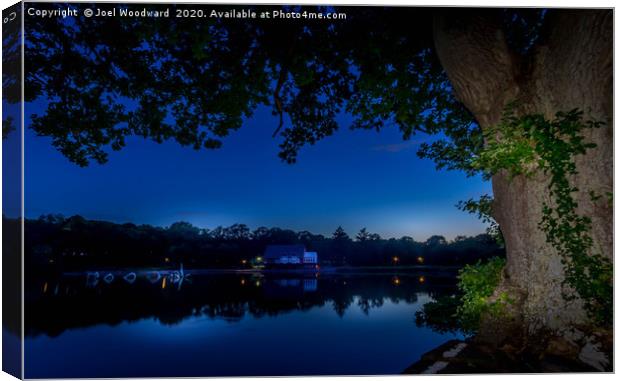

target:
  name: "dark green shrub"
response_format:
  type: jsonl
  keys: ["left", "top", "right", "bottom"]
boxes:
{"left": 456, "top": 257, "right": 507, "bottom": 331}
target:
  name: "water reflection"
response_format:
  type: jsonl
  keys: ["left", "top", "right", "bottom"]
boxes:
{"left": 25, "top": 269, "right": 463, "bottom": 377}
{"left": 26, "top": 269, "right": 458, "bottom": 338}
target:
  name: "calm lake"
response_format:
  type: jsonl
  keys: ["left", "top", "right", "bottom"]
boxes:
{"left": 25, "top": 269, "right": 463, "bottom": 378}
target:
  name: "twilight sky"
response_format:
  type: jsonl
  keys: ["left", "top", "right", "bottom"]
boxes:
{"left": 22, "top": 100, "right": 491, "bottom": 241}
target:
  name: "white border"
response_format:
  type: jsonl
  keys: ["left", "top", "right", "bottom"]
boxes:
{"left": 0, "top": 1, "right": 617, "bottom": 381}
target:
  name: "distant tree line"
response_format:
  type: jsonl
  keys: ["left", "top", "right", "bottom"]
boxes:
{"left": 22, "top": 215, "right": 504, "bottom": 271}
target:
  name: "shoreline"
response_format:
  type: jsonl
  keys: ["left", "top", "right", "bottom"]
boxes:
{"left": 403, "top": 337, "right": 609, "bottom": 374}
{"left": 60, "top": 264, "right": 463, "bottom": 277}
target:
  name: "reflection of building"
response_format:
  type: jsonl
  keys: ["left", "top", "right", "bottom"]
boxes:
{"left": 270, "top": 278, "right": 318, "bottom": 292}
{"left": 264, "top": 277, "right": 318, "bottom": 299}
{"left": 263, "top": 245, "right": 318, "bottom": 268}
{"left": 303, "top": 278, "right": 318, "bottom": 292}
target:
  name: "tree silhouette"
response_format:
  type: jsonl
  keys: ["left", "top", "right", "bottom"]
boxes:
{"left": 425, "top": 235, "right": 447, "bottom": 247}
{"left": 356, "top": 228, "right": 370, "bottom": 242}
{"left": 332, "top": 226, "right": 350, "bottom": 241}
{"left": 21, "top": 215, "right": 503, "bottom": 269}
{"left": 168, "top": 221, "right": 200, "bottom": 236}
{"left": 18, "top": 5, "right": 471, "bottom": 166}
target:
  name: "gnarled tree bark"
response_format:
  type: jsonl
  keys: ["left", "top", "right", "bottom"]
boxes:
{"left": 433, "top": 9, "right": 612, "bottom": 337}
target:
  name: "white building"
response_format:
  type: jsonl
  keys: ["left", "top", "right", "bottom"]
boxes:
{"left": 264, "top": 245, "right": 319, "bottom": 268}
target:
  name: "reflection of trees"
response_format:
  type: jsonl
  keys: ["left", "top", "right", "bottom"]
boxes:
{"left": 332, "top": 297, "right": 354, "bottom": 318}
{"left": 199, "top": 302, "right": 247, "bottom": 323}
{"left": 357, "top": 297, "right": 384, "bottom": 316}
{"left": 3, "top": 217, "right": 22, "bottom": 336}
{"left": 25, "top": 273, "right": 458, "bottom": 337}
{"left": 415, "top": 295, "right": 465, "bottom": 335}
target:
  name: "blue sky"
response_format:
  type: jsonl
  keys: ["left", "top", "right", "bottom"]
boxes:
{"left": 21, "top": 101, "right": 491, "bottom": 241}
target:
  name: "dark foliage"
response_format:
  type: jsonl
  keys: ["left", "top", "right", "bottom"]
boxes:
{"left": 415, "top": 294, "right": 462, "bottom": 334}
{"left": 13, "top": 3, "right": 546, "bottom": 167}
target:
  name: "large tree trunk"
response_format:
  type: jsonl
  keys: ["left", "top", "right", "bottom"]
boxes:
{"left": 433, "top": 9, "right": 612, "bottom": 337}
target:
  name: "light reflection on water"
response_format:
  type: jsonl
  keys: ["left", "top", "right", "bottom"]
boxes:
{"left": 25, "top": 270, "right": 463, "bottom": 378}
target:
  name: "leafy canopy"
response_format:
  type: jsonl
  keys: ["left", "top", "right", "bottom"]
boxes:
{"left": 15, "top": 4, "right": 545, "bottom": 167}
